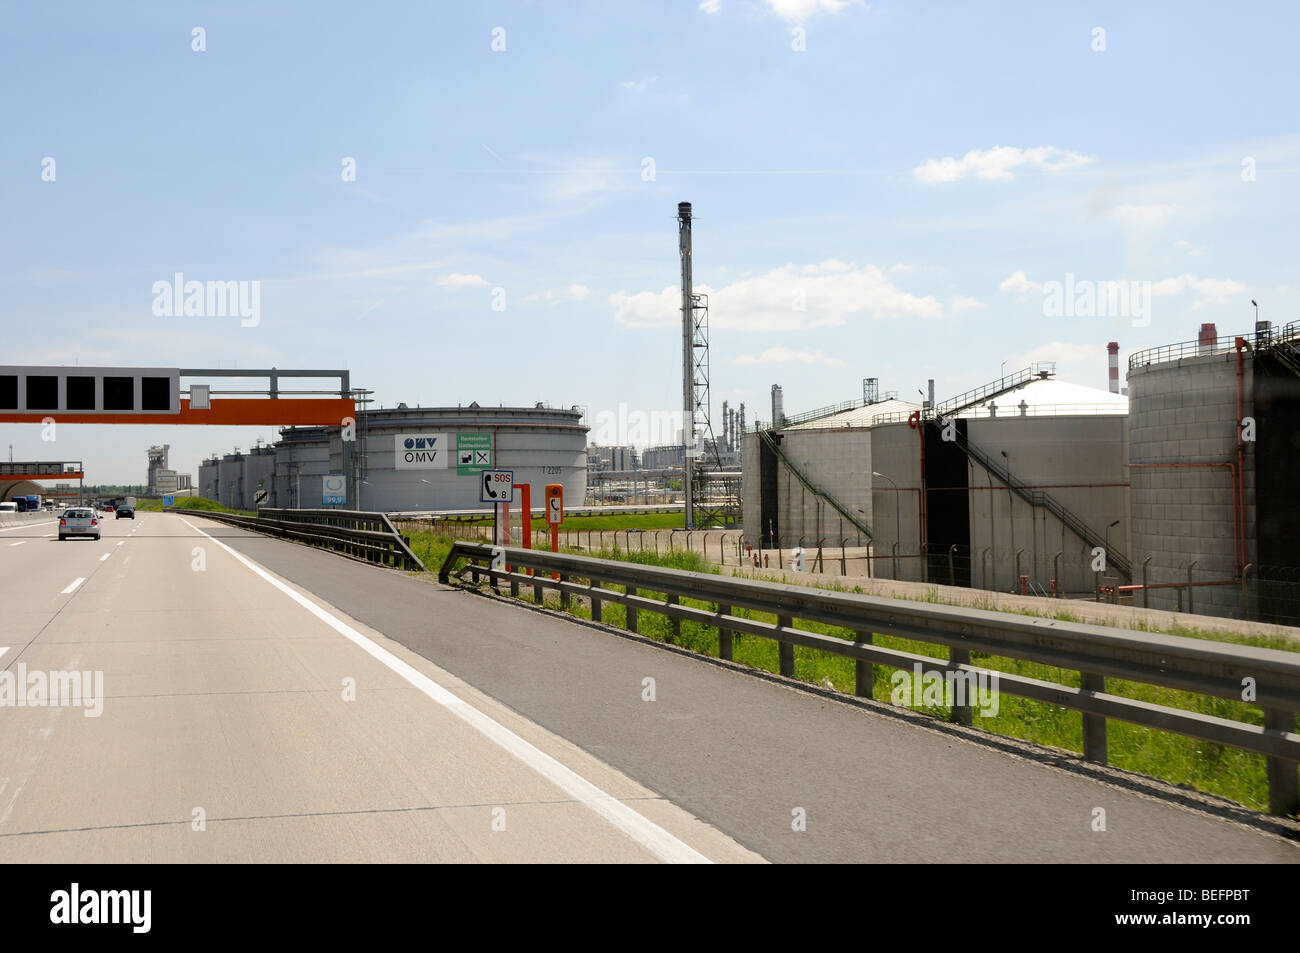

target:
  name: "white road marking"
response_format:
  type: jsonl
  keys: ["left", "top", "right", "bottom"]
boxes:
{"left": 116, "top": 541, "right": 125, "bottom": 547}
{"left": 179, "top": 516, "right": 711, "bottom": 865}
{"left": 60, "top": 578, "right": 85, "bottom": 594}
{"left": 99, "top": 553, "right": 111, "bottom": 561}
{"left": 0, "top": 521, "right": 56, "bottom": 533}
{"left": 0, "top": 647, "right": 7, "bottom": 659}
{"left": 8, "top": 542, "right": 26, "bottom": 547}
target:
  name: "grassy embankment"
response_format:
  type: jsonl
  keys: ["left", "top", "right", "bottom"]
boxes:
{"left": 415, "top": 523, "right": 1298, "bottom": 813}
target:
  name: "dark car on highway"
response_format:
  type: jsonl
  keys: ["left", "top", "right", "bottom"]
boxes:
{"left": 115, "top": 504, "right": 135, "bottom": 519}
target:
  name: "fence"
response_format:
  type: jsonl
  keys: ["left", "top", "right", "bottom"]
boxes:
{"left": 174, "top": 507, "right": 425, "bottom": 571}
{"left": 439, "top": 541, "right": 1300, "bottom": 816}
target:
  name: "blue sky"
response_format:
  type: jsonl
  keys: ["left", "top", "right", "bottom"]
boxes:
{"left": 3, "top": 0, "right": 1298, "bottom": 482}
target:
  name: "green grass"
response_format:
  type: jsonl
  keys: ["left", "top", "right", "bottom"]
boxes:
{"left": 164, "top": 497, "right": 257, "bottom": 517}
{"left": 418, "top": 512, "right": 686, "bottom": 533}
{"left": 434, "top": 537, "right": 1298, "bottom": 813}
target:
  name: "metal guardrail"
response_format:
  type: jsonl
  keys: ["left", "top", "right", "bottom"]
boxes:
{"left": 173, "top": 507, "right": 425, "bottom": 571}
{"left": 439, "top": 541, "right": 1300, "bottom": 815}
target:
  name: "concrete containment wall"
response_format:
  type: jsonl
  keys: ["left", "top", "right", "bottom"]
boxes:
{"left": 965, "top": 415, "right": 1128, "bottom": 595}
{"left": 1128, "top": 350, "right": 1254, "bottom": 616}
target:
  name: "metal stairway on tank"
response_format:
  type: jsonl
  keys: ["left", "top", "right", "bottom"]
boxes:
{"left": 757, "top": 427, "right": 872, "bottom": 540}
{"left": 936, "top": 363, "right": 1056, "bottom": 417}
{"left": 931, "top": 419, "right": 1132, "bottom": 579}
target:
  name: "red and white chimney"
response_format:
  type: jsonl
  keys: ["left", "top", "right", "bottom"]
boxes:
{"left": 1107, "top": 342, "right": 1119, "bottom": 394}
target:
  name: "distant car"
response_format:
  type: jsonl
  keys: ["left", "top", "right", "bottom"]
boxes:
{"left": 59, "top": 508, "right": 101, "bottom": 541}
{"left": 103, "top": 503, "right": 115, "bottom": 512}
{"left": 116, "top": 505, "right": 135, "bottom": 519}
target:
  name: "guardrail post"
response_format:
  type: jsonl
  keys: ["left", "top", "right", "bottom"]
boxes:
{"left": 626, "top": 586, "right": 638, "bottom": 633}
{"left": 717, "top": 604, "right": 732, "bottom": 660}
{"left": 1264, "top": 708, "right": 1299, "bottom": 816}
{"left": 854, "top": 631, "right": 873, "bottom": 699}
{"left": 950, "top": 647, "right": 973, "bottom": 725}
{"left": 1081, "top": 673, "right": 1108, "bottom": 764}
{"left": 532, "top": 575, "right": 543, "bottom": 603}
{"left": 665, "top": 594, "right": 680, "bottom": 642}
{"left": 777, "top": 614, "right": 794, "bottom": 677}
{"left": 559, "top": 573, "right": 570, "bottom": 609}
{"left": 590, "top": 580, "right": 602, "bottom": 623}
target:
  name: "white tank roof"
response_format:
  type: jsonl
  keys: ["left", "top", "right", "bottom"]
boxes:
{"left": 953, "top": 376, "right": 1127, "bottom": 418}
{"left": 784, "top": 397, "right": 921, "bottom": 430}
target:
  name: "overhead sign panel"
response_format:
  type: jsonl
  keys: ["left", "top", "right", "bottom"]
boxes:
{"left": 456, "top": 433, "right": 493, "bottom": 475}
{"left": 0, "top": 366, "right": 180, "bottom": 416}
{"left": 395, "top": 433, "right": 448, "bottom": 469}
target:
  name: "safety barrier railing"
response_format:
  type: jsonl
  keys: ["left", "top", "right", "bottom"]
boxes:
{"left": 439, "top": 541, "right": 1300, "bottom": 815}
{"left": 173, "top": 507, "right": 425, "bottom": 571}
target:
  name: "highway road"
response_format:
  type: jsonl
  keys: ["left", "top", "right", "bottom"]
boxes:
{"left": 0, "top": 511, "right": 1296, "bottom": 863}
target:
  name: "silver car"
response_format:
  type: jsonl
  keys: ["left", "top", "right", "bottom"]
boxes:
{"left": 59, "top": 507, "right": 101, "bottom": 541}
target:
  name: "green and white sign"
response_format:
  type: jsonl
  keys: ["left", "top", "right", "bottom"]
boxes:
{"left": 456, "top": 433, "right": 493, "bottom": 475}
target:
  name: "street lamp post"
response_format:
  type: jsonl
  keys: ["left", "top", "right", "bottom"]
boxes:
{"left": 872, "top": 471, "right": 901, "bottom": 579}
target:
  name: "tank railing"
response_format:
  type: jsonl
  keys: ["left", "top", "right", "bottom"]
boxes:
{"left": 1128, "top": 331, "right": 1258, "bottom": 370}
{"left": 934, "top": 363, "right": 1056, "bottom": 418}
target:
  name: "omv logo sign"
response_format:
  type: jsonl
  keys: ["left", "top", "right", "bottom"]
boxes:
{"left": 396, "top": 432, "right": 449, "bottom": 469}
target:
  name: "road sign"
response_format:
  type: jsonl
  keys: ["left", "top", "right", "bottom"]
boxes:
{"left": 480, "top": 470, "right": 514, "bottom": 503}
{"left": 162, "top": 495, "right": 174, "bottom": 507}
{"left": 394, "top": 433, "right": 448, "bottom": 469}
{"left": 456, "top": 433, "right": 493, "bottom": 475}
{"left": 322, "top": 474, "right": 346, "bottom": 505}
{"left": 254, "top": 488, "right": 268, "bottom": 505}
{"left": 545, "top": 483, "right": 563, "bottom": 524}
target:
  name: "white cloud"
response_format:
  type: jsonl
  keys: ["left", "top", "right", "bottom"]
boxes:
{"left": 620, "top": 76, "right": 658, "bottom": 93}
{"left": 1173, "top": 239, "right": 1206, "bottom": 256}
{"left": 949, "top": 294, "right": 988, "bottom": 314}
{"left": 1150, "top": 274, "right": 1246, "bottom": 306}
{"left": 913, "top": 146, "right": 1095, "bottom": 184}
{"left": 611, "top": 259, "right": 945, "bottom": 330}
{"left": 1111, "top": 203, "right": 1180, "bottom": 229}
{"left": 437, "top": 273, "right": 489, "bottom": 289}
{"left": 527, "top": 284, "right": 592, "bottom": 304}
{"left": 734, "top": 347, "right": 845, "bottom": 367}
{"left": 1015, "top": 341, "right": 1105, "bottom": 368}
{"left": 765, "top": 0, "right": 850, "bottom": 20}
{"left": 999, "top": 270, "right": 1043, "bottom": 296}
{"left": 1001, "top": 269, "right": 1245, "bottom": 309}
{"left": 699, "top": 0, "right": 721, "bottom": 12}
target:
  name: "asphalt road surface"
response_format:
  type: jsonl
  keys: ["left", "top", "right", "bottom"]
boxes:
{"left": 1, "top": 512, "right": 1295, "bottom": 863}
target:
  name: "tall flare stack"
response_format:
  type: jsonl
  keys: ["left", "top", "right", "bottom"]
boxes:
{"left": 678, "top": 201, "right": 696, "bottom": 526}
{"left": 1107, "top": 341, "right": 1120, "bottom": 394}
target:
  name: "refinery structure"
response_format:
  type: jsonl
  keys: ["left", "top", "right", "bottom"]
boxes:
{"left": 183, "top": 199, "right": 1300, "bottom": 627}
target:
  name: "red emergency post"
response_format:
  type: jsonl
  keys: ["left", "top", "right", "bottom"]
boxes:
{"left": 545, "top": 483, "right": 563, "bottom": 554}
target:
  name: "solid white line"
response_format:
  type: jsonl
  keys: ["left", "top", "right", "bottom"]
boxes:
{"left": 0, "top": 520, "right": 56, "bottom": 533}
{"left": 61, "top": 578, "right": 85, "bottom": 594}
{"left": 8, "top": 541, "right": 26, "bottom": 547}
{"left": 178, "top": 516, "right": 711, "bottom": 864}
